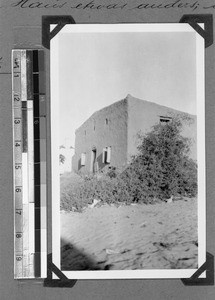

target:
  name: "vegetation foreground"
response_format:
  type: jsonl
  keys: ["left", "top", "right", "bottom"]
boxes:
{"left": 60, "top": 117, "right": 197, "bottom": 212}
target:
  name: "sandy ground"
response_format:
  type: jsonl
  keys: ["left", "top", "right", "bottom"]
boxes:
{"left": 61, "top": 198, "right": 198, "bottom": 271}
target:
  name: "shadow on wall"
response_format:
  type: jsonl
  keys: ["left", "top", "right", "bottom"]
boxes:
{"left": 78, "top": 158, "right": 82, "bottom": 171}
{"left": 61, "top": 238, "right": 102, "bottom": 271}
{"left": 97, "top": 153, "right": 106, "bottom": 171}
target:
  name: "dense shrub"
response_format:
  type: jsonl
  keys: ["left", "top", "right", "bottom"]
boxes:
{"left": 60, "top": 173, "right": 132, "bottom": 211}
{"left": 120, "top": 117, "right": 197, "bottom": 201}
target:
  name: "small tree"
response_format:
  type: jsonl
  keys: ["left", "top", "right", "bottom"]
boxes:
{"left": 121, "top": 117, "right": 197, "bottom": 202}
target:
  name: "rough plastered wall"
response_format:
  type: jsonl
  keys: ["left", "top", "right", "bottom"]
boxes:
{"left": 72, "top": 99, "right": 128, "bottom": 174}
{"left": 126, "top": 95, "right": 197, "bottom": 162}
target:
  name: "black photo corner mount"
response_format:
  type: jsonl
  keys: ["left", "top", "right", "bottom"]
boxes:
{"left": 181, "top": 252, "right": 214, "bottom": 286}
{"left": 42, "top": 15, "right": 76, "bottom": 49}
{"left": 42, "top": 14, "right": 77, "bottom": 287}
{"left": 41, "top": 14, "right": 214, "bottom": 49}
{"left": 180, "top": 13, "right": 214, "bottom": 286}
{"left": 180, "top": 14, "right": 213, "bottom": 48}
{"left": 43, "top": 254, "right": 77, "bottom": 288}
{"left": 43, "top": 14, "right": 214, "bottom": 287}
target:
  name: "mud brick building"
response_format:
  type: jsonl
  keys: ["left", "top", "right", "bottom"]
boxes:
{"left": 72, "top": 94, "right": 197, "bottom": 174}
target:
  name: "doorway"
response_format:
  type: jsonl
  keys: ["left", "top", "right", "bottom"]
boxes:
{"left": 91, "top": 148, "right": 97, "bottom": 173}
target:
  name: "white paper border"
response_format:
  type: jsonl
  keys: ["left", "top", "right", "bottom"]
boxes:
{"left": 50, "top": 23, "right": 205, "bottom": 280}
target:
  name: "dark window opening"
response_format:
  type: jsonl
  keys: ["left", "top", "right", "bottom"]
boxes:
{"left": 91, "top": 148, "right": 97, "bottom": 173}
{"left": 160, "top": 116, "right": 172, "bottom": 123}
{"left": 105, "top": 118, "right": 108, "bottom": 125}
{"left": 102, "top": 146, "right": 111, "bottom": 164}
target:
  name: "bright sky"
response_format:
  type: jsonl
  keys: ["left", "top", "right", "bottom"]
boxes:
{"left": 52, "top": 26, "right": 197, "bottom": 147}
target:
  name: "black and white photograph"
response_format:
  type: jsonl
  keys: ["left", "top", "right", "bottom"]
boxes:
{"left": 50, "top": 24, "right": 205, "bottom": 279}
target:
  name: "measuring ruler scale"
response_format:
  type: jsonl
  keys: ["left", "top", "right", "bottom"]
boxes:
{"left": 12, "top": 50, "right": 47, "bottom": 279}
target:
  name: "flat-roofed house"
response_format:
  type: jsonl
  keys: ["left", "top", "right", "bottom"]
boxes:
{"left": 72, "top": 94, "right": 197, "bottom": 174}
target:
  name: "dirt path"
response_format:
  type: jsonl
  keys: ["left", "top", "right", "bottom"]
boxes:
{"left": 61, "top": 198, "right": 198, "bottom": 270}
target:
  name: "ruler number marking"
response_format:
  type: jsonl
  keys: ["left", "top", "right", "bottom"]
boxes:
{"left": 15, "top": 142, "right": 21, "bottom": 148}
{"left": 14, "top": 119, "right": 21, "bottom": 125}
{"left": 14, "top": 58, "right": 20, "bottom": 69}
{"left": 14, "top": 95, "right": 20, "bottom": 102}
{"left": 16, "top": 233, "right": 22, "bottom": 239}
{"left": 15, "top": 187, "right": 22, "bottom": 193}
{"left": 16, "top": 209, "right": 22, "bottom": 215}
{"left": 16, "top": 256, "right": 22, "bottom": 261}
